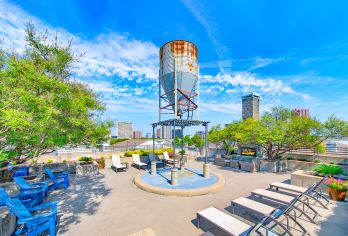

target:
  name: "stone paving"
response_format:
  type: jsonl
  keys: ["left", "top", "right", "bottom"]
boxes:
{"left": 45, "top": 160, "right": 346, "bottom": 236}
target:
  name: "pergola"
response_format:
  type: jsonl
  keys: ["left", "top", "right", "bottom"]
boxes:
{"left": 151, "top": 119, "right": 210, "bottom": 169}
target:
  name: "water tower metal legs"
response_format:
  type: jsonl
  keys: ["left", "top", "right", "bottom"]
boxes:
{"left": 203, "top": 123, "right": 210, "bottom": 178}
{"left": 171, "top": 168, "right": 178, "bottom": 185}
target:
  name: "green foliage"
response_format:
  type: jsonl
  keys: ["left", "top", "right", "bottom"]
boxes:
{"left": 208, "top": 121, "right": 242, "bottom": 155}
{"left": 78, "top": 156, "right": 94, "bottom": 163}
{"left": 191, "top": 134, "right": 204, "bottom": 148}
{"left": 324, "top": 177, "right": 348, "bottom": 191}
{"left": 314, "top": 160, "right": 321, "bottom": 163}
{"left": 47, "top": 159, "right": 53, "bottom": 164}
{"left": 0, "top": 23, "right": 112, "bottom": 162}
{"left": 124, "top": 148, "right": 173, "bottom": 157}
{"left": 314, "top": 143, "right": 326, "bottom": 154}
{"left": 109, "top": 138, "right": 129, "bottom": 145}
{"left": 179, "top": 149, "right": 186, "bottom": 155}
{"left": 313, "top": 164, "right": 343, "bottom": 176}
{"left": 10, "top": 161, "right": 17, "bottom": 165}
{"left": 183, "top": 135, "right": 193, "bottom": 146}
{"left": 62, "top": 160, "right": 67, "bottom": 163}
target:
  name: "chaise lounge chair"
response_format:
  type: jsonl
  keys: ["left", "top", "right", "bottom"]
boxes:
{"left": 14, "top": 176, "right": 49, "bottom": 198}
{"left": 5, "top": 197, "right": 58, "bottom": 236}
{"left": 269, "top": 179, "right": 329, "bottom": 209}
{"left": 231, "top": 196, "right": 309, "bottom": 235}
{"left": 251, "top": 188, "right": 320, "bottom": 224}
{"left": 111, "top": 155, "right": 128, "bottom": 172}
{"left": 162, "top": 151, "right": 178, "bottom": 165}
{"left": 44, "top": 168, "right": 69, "bottom": 191}
{"left": 197, "top": 206, "right": 293, "bottom": 236}
{"left": 131, "top": 154, "right": 147, "bottom": 170}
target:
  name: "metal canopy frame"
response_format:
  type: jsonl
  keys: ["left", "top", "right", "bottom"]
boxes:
{"left": 151, "top": 119, "right": 210, "bottom": 169}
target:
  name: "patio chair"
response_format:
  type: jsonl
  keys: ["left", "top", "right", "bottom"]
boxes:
{"left": 131, "top": 154, "right": 147, "bottom": 170}
{"left": 13, "top": 166, "right": 30, "bottom": 177}
{"left": 111, "top": 155, "right": 128, "bottom": 172}
{"left": 231, "top": 196, "right": 309, "bottom": 235}
{"left": 162, "top": 151, "right": 178, "bottom": 165}
{"left": 148, "top": 153, "right": 165, "bottom": 169}
{"left": 251, "top": 188, "right": 320, "bottom": 224}
{"left": 269, "top": 179, "right": 329, "bottom": 209}
{"left": 197, "top": 206, "right": 293, "bottom": 236}
{"left": 14, "top": 176, "right": 49, "bottom": 197}
{"left": 0, "top": 188, "right": 42, "bottom": 208}
{"left": 5, "top": 197, "right": 58, "bottom": 236}
{"left": 44, "top": 168, "right": 69, "bottom": 191}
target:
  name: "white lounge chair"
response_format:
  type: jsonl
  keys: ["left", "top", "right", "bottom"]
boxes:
{"left": 251, "top": 189, "right": 319, "bottom": 224}
{"left": 132, "top": 154, "right": 147, "bottom": 170}
{"left": 270, "top": 180, "right": 329, "bottom": 209}
{"left": 162, "top": 151, "right": 178, "bottom": 165}
{"left": 111, "top": 155, "right": 128, "bottom": 173}
{"left": 197, "top": 207, "right": 290, "bottom": 236}
{"left": 231, "top": 197, "right": 309, "bottom": 235}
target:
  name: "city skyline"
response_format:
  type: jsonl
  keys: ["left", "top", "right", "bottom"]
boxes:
{"left": 1, "top": 0, "right": 348, "bottom": 133}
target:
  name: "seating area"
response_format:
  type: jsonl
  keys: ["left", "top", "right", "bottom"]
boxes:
{"left": 0, "top": 168, "right": 69, "bottom": 236}
{"left": 0, "top": 159, "right": 346, "bottom": 235}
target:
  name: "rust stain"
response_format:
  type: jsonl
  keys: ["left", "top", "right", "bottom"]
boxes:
{"left": 161, "top": 40, "right": 198, "bottom": 59}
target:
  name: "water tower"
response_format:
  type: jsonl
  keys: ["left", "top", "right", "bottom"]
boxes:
{"left": 159, "top": 40, "right": 199, "bottom": 120}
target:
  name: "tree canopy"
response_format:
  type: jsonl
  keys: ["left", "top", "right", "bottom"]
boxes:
{"left": 208, "top": 106, "right": 348, "bottom": 160}
{"left": 0, "top": 24, "right": 112, "bottom": 162}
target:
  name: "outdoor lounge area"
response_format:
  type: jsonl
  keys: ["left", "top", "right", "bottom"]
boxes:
{"left": 0, "top": 159, "right": 343, "bottom": 236}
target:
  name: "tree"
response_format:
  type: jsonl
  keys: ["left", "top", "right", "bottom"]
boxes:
{"left": 191, "top": 134, "right": 204, "bottom": 149}
{"left": 208, "top": 121, "right": 242, "bottom": 155}
{"left": 239, "top": 106, "right": 348, "bottom": 161}
{"left": 183, "top": 135, "right": 193, "bottom": 146}
{"left": 0, "top": 24, "right": 112, "bottom": 162}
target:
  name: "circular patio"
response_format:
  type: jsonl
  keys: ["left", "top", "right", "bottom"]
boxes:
{"left": 134, "top": 168, "right": 225, "bottom": 196}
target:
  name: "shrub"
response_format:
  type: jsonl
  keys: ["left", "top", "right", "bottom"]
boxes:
{"left": 313, "top": 164, "right": 343, "bottom": 176}
{"left": 10, "top": 161, "right": 17, "bottom": 165}
{"left": 110, "top": 138, "right": 129, "bottom": 145}
{"left": 47, "top": 159, "right": 53, "bottom": 164}
{"left": 78, "top": 156, "right": 94, "bottom": 163}
{"left": 62, "top": 160, "right": 67, "bottom": 163}
{"left": 124, "top": 148, "right": 174, "bottom": 157}
{"left": 314, "top": 160, "right": 321, "bottom": 163}
{"left": 324, "top": 177, "right": 348, "bottom": 191}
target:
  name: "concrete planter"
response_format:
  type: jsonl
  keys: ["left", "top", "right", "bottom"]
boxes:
{"left": 286, "top": 160, "right": 316, "bottom": 172}
{"left": 214, "top": 157, "right": 226, "bottom": 167}
{"left": 290, "top": 170, "right": 326, "bottom": 192}
{"left": 259, "top": 160, "right": 287, "bottom": 173}
{"left": 0, "top": 207, "right": 16, "bottom": 236}
{"left": 76, "top": 163, "right": 99, "bottom": 176}
{"left": 230, "top": 160, "right": 241, "bottom": 169}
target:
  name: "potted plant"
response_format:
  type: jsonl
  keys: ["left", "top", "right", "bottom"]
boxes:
{"left": 324, "top": 177, "right": 348, "bottom": 201}
{"left": 78, "top": 156, "right": 94, "bottom": 165}
{"left": 95, "top": 156, "right": 105, "bottom": 169}
{"left": 313, "top": 164, "right": 343, "bottom": 176}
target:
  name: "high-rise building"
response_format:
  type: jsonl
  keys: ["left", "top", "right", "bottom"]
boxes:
{"left": 117, "top": 122, "right": 133, "bottom": 139}
{"left": 161, "top": 125, "right": 172, "bottom": 139}
{"left": 156, "top": 128, "right": 161, "bottom": 138}
{"left": 292, "top": 108, "right": 310, "bottom": 118}
{"left": 195, "top": 131, "right": 205, "bottom": 139}
{"left": 242, "top": 93, "right": 260, "bottom": 120}
{"left": 133, "top": 130, "right": 143, "bottom": 139}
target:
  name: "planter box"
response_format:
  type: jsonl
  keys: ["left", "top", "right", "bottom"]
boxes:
{"left": 287, "top": 160, "right": 316, "bottom": 172}
{"left": 290, "top": 170, "right": 326, "bottom": 193}
{"left": 215, "top": 157, "right": 226, "bottom": 166}
{"left": 76, "top": 163, "right": 99, "bottom": 176}
{"left": 259, "top": 160, "right": 287, "bottom": 173}
{"left": 0, "top": 207, "right": 16, "bottom": 236}
{"left": 230, "top": 160, "right": 240, "bottom": 169}
{"left": 240, "top": 161, "right": 255, "bottom": 172}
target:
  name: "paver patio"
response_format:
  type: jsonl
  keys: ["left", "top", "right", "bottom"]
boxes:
{"left": 49, "top": 161, "right": 291, "bottom": 236}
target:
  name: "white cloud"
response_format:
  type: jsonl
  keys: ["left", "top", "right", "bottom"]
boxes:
{"left": 0, "top": 0, "right": 159, "bottom": 81}
{"left": 201, "top": 101, "right": 241, "bottom": 114}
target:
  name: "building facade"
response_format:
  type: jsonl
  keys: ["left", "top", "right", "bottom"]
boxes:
{"left": 156, "top": 128, "right": 161, "bottom": 138}
{"left": 242, "top": 93, "right": 260, "bottom": 120}
{"left": 161, "top": 125, "right": 172, "bottom": 139}
{"left": 292, "top": 108, "right": 310, "bottom": 118}
{"left": 133, "top": 130, "right": 143, "bottom": 139}
{"left": 117, "top": 122, "right": 133, "bottom": 139}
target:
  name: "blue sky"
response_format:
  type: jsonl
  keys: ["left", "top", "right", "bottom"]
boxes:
{"left": 1, "top": 0, "right": 348, "bottom": 134}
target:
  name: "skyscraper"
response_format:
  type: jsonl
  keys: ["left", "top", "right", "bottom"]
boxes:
{"left": 117, "top": 122, "right": 133, "bottom": 139}
{"left": 242, "top": 93, "right": 260, "bottom": 120}
{"left": 161, "top": 125, "right": 172, "bottom": 139}
{"left": 133, "top": 130, "right": 143, "bottom": 139}
{"left": 292, "top": 108, "right": 310, "bottom": 118}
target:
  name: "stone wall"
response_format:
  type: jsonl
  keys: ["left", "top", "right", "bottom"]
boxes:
{"left": 0, "top": 207, "right": 16, "bottom": 236}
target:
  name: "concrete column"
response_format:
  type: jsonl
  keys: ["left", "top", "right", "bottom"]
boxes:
{"left": 151, "top": 161, "right": 156, "bottom": 176}
{"left": 203, "top": 163, "right": 210, "bottom": 178}
{"left": 171, "top": 168, "right": 178, "bottom": 185}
